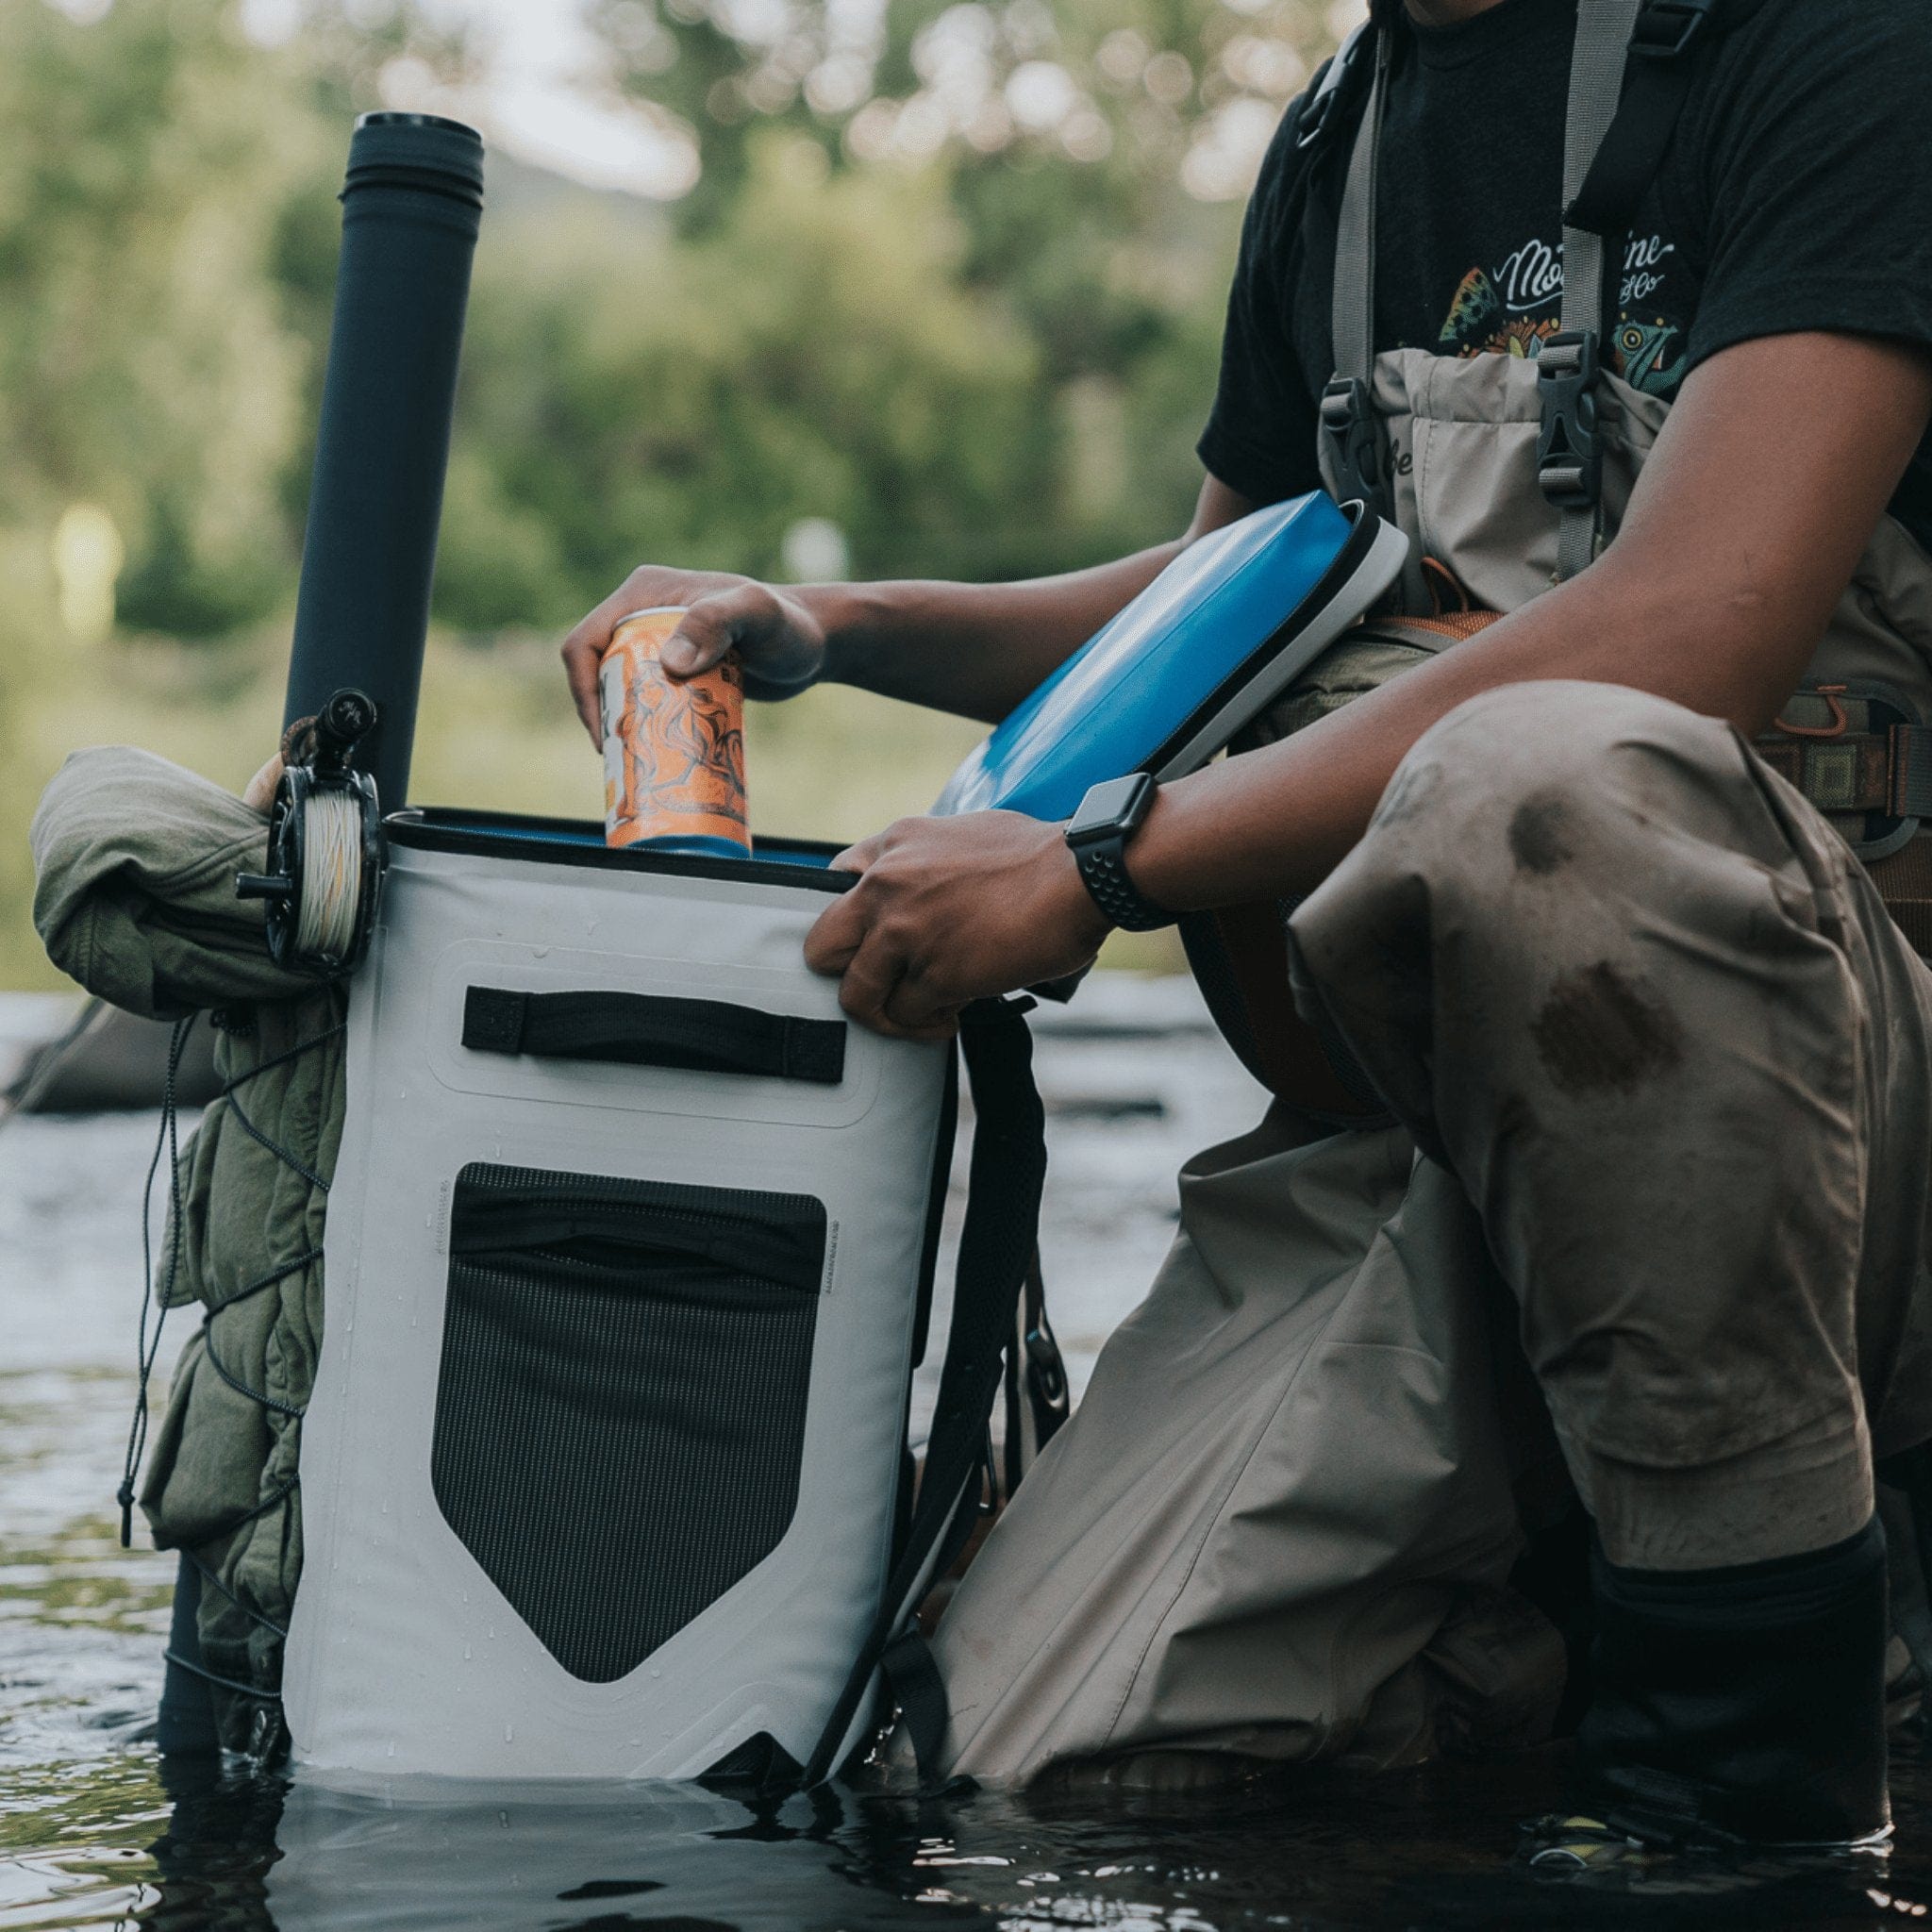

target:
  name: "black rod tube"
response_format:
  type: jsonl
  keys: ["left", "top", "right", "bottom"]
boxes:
{"left": 283, "top": 111, "right": 484, "bottom": 809}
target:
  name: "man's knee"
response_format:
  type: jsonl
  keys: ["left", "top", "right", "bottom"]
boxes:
{"left": 1362, "top": 679, "right": 1743, "bottom": 896}
{"left": 1286, "top": 675, "right": 1840, "bottom": 1158}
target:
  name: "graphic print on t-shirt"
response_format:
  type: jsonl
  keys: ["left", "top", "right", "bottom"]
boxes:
{"left": 1436, "top": 230, "right": 1689, "bottom": 397}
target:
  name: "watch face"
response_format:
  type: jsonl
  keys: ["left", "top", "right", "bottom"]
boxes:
{"left": 1069, "top": 773, "right": 1153, "bottom": 841}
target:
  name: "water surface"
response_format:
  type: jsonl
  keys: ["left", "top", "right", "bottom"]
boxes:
{"left": 5, "top": 987, "right": 1930, "bottom": 1929}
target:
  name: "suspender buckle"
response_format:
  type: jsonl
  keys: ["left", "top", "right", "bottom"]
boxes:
{"left": 1537, "top": 328, "right": 1602, "bottom": 513}
{"left": 1631, "top": 0, "right": 1719, "bottom": 61}
{"left": 1321, "top": 375, "right": 1388, "bottom": 519}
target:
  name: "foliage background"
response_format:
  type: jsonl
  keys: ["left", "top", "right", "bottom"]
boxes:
{"left": 1, "top": 0, "right": 1348, "bottom": 988}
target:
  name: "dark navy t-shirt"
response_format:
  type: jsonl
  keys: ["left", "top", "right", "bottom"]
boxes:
{"left": 1197, "top": 0, "right": 1932, "bottom": 551}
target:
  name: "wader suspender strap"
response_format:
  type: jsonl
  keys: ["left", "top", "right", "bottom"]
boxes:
{"left": 1322, "top": 29, "right": 1391, "bottom": 525}
{"left": 1544, "top": 0, "right": 1644, "bottom": 581}
{"left": 1325, "top": 2, "right": 1721, "bottom": 591}
{"left": 803, "top": 995, "right": 1048, "bottom": 1790}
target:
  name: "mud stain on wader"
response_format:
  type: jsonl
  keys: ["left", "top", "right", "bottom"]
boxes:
{"left": 1508, "top": 794, "right": 1575, "bottom": 876}
{"left": 1531, "top": 961, "right": 1685, "bottom": 1096}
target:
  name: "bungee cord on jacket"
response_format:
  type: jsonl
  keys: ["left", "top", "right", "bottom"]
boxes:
{"left": 121, "top": 1008, "right": 347, "bottom": 1701}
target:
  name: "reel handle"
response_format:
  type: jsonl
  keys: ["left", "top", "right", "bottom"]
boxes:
{"left": 312, "top": 687, "right": 378, "bottom": 778}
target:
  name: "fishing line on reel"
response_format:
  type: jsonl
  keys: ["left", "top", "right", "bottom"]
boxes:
{"left": 236, "top": 688, "right": 386, "bottom": 974}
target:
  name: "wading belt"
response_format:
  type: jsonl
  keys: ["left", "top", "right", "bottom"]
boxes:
{"left": 1757, "top": 687, "right": 1932, "bottom": 957}
{"left": 1754, "top": 721, "right": 1932, "bottom": 824}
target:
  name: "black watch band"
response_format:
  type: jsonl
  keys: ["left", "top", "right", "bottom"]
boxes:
{"left": 1065, "top": 774, "right": 1176, "bottom": 933}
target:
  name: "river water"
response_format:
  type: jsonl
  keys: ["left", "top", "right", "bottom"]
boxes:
{"left": 5, "top": 980, "right": 1931, "bottom": 1930}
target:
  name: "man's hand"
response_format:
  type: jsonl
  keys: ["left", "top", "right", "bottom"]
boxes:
{"left": 804, "top": 811, "right": 1112, "bottom": 1039}
{"left": 242, "top": 752, "right": 284, "bottom": 815}
{"left": 559, "top": 566, "right": 828, "bottom": 747}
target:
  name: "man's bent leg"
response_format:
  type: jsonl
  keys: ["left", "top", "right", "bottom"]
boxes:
{"left": 924, "top": 1113, "right": 1543, "bottom": 1785}
{"left": 1288, "top": 679, "right": 1930, "bottom": 1842}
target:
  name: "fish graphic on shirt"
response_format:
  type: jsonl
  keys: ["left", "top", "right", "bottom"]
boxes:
{"left": 1612, "top": 319, "right": 1688, "bottom": 395}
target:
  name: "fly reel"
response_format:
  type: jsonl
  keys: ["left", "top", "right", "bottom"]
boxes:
{"left": 236, "top": 688, "right": 386, "bottom": 974}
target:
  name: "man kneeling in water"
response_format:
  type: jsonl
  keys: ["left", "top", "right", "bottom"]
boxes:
{"left": 558, "top": 0, "right": 1932, "bottom": 1867}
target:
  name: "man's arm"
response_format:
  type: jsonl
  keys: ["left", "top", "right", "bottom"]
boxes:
{"left": 806, "top": 331, "right": 1932, "bottom": 1036}
{"left": 558, "top": 476, "right": 1257, "bottom": 741}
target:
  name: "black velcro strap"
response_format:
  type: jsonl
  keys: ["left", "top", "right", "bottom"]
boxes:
{"left": 1565, "top": 0, "right": 1720, "bottom": 239}
{"left": 461, "top": 986, "right": 846, "bottom": 1085}
{"left": 803, "top": 996, "right": 1046, "bottom": 1787}
{"left": 880, "top": 1627, "right": 974, "bottom": 1798}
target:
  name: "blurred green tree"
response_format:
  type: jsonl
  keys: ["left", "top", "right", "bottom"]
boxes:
{"left": 0, "top": 0, "right": 324, "bottom": 635}
{"left": 448, "top": 131, "right": 1048, "bottom": 621}
{"left": 570, "top": 0, "right": 1341, "bottom": 578}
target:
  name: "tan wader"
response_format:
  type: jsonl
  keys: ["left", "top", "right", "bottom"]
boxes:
{"left": 921, "top": 3, "right": 1932, "bottom": 1787}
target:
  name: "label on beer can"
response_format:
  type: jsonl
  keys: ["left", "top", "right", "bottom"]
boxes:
{"left": 600, "top": 608, "right": 751, "bottom": 857}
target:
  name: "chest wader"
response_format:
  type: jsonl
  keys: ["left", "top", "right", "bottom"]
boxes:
{"left": 1295, "top": 0, "right": 1924, "bottom": 1852}
{"left": 281, "top": 814, "right": 1047, "bottom": 1786}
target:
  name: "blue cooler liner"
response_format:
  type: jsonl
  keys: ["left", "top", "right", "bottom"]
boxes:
{"left": 935, "top": 493, "right": 1405, "bottom": 821}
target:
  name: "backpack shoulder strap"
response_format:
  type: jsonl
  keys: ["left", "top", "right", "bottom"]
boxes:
{"left": 1565, "top": 0, "right": 1728, "bottom": 240}
{"left": 803, "top": 994, "right": 1048, "bottom": 1789}
{"left": 1295, "top": 21, "right": 1378, "bottom": 161}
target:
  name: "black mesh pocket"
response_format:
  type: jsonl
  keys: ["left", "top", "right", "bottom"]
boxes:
{"left": 431, "top": 1162, "right": 827, "bottom": 1683}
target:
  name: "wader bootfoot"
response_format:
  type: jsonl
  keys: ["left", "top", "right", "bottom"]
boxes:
{"left": 1541, "top": 1518, "right": 1891, "bottom": 1874}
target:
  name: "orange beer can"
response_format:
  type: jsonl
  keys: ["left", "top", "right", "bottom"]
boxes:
{"left": 599, "top": 608, "right": 751, "bottom": 858}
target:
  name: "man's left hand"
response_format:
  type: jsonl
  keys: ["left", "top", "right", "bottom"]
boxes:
{"left": 804, "top": 811, "right": 1112, "bottom": 1039}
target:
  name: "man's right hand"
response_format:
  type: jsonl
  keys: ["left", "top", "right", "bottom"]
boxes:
{"left": 559, "top": 566, "right": 829, "bottom": 748}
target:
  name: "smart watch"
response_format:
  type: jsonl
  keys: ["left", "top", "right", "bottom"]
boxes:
{"left": 1064, "top": 774, "right": 1176, "bottom": 932}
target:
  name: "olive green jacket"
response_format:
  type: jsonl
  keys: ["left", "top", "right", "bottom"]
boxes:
{"left": 31, "top": 746, "right": 347, "bottom": 1752}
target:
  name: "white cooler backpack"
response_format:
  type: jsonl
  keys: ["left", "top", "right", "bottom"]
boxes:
{"left": 283, "top": 815, "right": 1045, "bottom": 1785}
{"left": 279, "top": 491, "right": 1401, "bottom": 1788}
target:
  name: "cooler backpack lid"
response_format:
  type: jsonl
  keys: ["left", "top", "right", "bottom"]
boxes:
{"left": 933, "top": 492, "right": 1406, "bottom": 822}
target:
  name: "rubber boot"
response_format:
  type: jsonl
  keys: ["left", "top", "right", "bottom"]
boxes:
{"left": 1574, "top": 1516, "right": 1890, "bottom": 1850}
